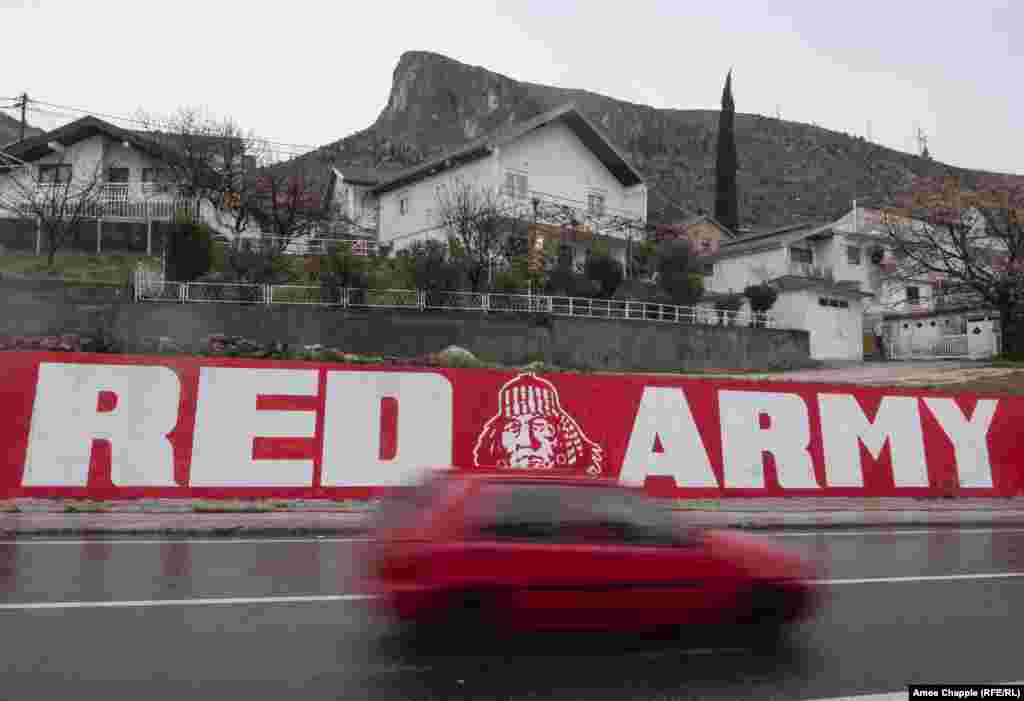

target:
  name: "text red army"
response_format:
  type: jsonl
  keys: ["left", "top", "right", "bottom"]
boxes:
{"left": 19, "top": 362, "right": 1001, "bottom": 491}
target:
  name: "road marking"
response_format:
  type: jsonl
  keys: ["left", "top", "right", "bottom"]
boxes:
{"left": 0, "top": 537, "right": 371, "bottom": 546}
{"left": 770, "top": 527, "right": 1024, "bottom": 538}
{"left": 814, "top": 572, "right": 1024, "bottom": 585}
{"left": 0, "top": 593, "right": 377, "bottom": 611}
{"left": 803, "top": 682, "right": 1024, "bottom": 701}
{"left": 4, "top": 571, "right": 1024, "bottom": 610}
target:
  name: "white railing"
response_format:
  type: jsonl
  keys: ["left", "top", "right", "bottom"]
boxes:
{"left": 141, "top": 182, "right": 177, "bottom": 197}
{"left": 102, "top": 183, "right": 130, "bottom": 202}
{"left": 97, "top": 198, "right": 198, "bottom": 221}
{"left": 344, "top": 288, "right": 421, "bottom": 309}
{"left": 216, "top": 235, "right": 378, "bottom": 257}
{"left": 134, "top": 273, "right": 781, "bottom": 328}
{"left": 889, "top": 334, "right": 970, "bottom": 360}
{"left": 267, "top": 285, "right": 334, "bottom": 305}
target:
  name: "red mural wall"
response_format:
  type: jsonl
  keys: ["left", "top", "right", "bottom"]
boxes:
{"left": 1, "top": 352, "right": 1021, "bottom": 498}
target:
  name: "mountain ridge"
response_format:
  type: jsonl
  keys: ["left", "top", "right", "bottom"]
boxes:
{"left": 314, "top": 50, "right": 1007, "bottom": 228}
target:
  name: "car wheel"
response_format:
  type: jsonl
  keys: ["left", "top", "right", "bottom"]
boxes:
{"left": 740, "top": 586, "right": 794, "bottom": 654}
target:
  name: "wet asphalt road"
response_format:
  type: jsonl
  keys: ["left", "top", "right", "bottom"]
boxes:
{"left": 2, "top": 528, "right": 1024, "bottom": 701}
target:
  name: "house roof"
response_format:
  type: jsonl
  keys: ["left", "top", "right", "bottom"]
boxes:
{"left": 709, "top": 221, "right": 834, "bottom": 260}
{"left": 654, "top": 213, "right": 738, "bottom": 242}
{"left": 675, "top": 213, "right": 738, "bottom": 239}
{"left": 371, "top": 103, "right": 645, "bottom": 195}
{"left": 333, "top": 165, "right": 382, "bottom": 186}
{"left": 2, "top": 116, "right": 184, "bottom": 167}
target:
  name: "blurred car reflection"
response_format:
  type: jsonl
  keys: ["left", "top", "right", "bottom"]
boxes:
{"left": 367, "top": 469, "right": 822, "bottom": 649}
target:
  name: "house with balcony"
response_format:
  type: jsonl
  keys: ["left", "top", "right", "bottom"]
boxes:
{"left": 0, "top": 116, "right": 213, "bottom": 256}
{"left": 362, "top": 103, "right": 647, "bottom": 271}
{"left": 703, "top": 221, "right": 874, "bottom": 360}
{"left": 702, "top": 205, "right": 1002, "bottom": 361}
{"left": 830, "top": 205, "right": 1001, "bottom": 359}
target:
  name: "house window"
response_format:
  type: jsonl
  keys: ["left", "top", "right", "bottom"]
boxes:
{"left": 558, "top": 245, "right": 574, "bottom": 268}
{"left": 587, "top": 192, "right": 605, "bottom": 217}
{"left": 906, "top": 286, "right": 920, "bottom": 304}
{"left": 818, "top": 296, "right": 850, "bottom": 309}
{"left": 790, "top": 246, "right": 813, "bottom": 264}
{"left": 106, "top": 167, "right": 130, "bottom": 183}
{"left": 38, "top": 164, "right": 72, "bottom": 184}
{"left": 846, "top": 245, "right": 862, "bottom": 265}
{"left": 142, "top": 168, "right": 171, "bottom": 183}
{"left": 399, "top": 195, "right": 410, "bottom": 216}
{"left": 504, "top": 171, "right": 528, "bottom": 198}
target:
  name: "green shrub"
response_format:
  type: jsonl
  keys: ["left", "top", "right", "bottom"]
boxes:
{"left": 165, "top": 215, "right": 215, "bottom": 282}
{"left": 584, "top": 253, "right": 624, "bottom": 299}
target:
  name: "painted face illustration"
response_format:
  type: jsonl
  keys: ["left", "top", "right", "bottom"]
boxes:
{"left": 473, "top": 373, "right": 603, "bottom": 476}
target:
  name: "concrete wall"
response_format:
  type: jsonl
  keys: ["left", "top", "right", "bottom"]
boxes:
{"left": 0, "top": 281, "right": 813, "bottom": 371}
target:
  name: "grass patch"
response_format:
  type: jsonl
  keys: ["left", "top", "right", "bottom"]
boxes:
{"left": 63, "top": 500, "right": 111, "bottom": 513}
{"left": 191, "top": 500, "right": 282, "bottom": 513}
{"left": 331, "top": 499, "right": 382, "bottom": 511}
{"left": 671, "top": 499, "right": 722, "bottom": 511}
{"left": 0, "top": 252, "right": 160, "bottom": 284}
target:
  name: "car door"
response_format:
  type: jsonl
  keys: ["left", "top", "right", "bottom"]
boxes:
{"left": 448, "top": 483, "right": 639, "bottom": 630}
{"left": 562, "top": 490, "right": 735, "bottom": 629}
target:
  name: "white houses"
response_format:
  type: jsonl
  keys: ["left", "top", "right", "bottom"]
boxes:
{"left": 705, "top": 205, "right": 1003, "bottom": 361}
{"left": 704, "top": 222, "right": 873, "bottom": 360}
{"left": 367, "top": 103, "right": 648, "bottom": 271}
{"left": 0, "top": 116, "right": 225, "bottom": 254}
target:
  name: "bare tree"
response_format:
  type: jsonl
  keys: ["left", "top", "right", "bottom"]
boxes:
{"left": 0, "top": 156, "right": 105, "bottom": 265}
{"left": 248, "top": 151, "right": 339, "bottom": 252}
{"left": 133, "top": 106, "right": 260, "bottom": 239}
{"left": 879, "top": 173, "right": 1024, "bottom": 353}
{"left": 435, "top": 178, "right": 516, "bottom": 291}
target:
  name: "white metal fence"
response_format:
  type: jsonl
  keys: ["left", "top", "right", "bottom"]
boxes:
{"left": 214, "top": 235, "right": 377, "bottom": 257}
{"left": 888, "top": 333, "right": 1002, "bottom": 360}
{"left": 133, "top": 272, "right": 779, "bottom": 329}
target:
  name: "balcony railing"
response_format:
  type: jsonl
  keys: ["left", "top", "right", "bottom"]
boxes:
{"left": 890, "top": 334, "right": 970, "bottom": 359}
{"left": 134, "top": 274, "right": 781, "bottom": 329}
{"left": 101, "top": 183, "right": 130, "bottom": 202}
{"left": 502, "top": 189, "right": 645, "bottom": 241}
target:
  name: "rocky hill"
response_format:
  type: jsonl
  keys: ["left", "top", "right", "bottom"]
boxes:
{"left": 316, "top": 50, "right": 1007, "bottom": 229}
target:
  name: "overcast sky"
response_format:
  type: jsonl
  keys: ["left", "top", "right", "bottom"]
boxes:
{"left": 2, "top": 0, "right": 1020, "bottom": 174}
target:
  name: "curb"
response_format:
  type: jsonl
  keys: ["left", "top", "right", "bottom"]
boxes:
{"left": 0, "top": 526, "right": 370, "bottom": 539}
{"left": 6, "top": 519, "right": 1024, "bottom": 539}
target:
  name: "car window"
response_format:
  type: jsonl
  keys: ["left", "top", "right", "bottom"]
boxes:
{"left": 467, "top": 483, "right": 574, "bottom": 542}
{"left": 466, "top": 483, "right": 691, "bottom": 546}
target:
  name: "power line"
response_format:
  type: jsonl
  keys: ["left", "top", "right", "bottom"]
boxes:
{"left": 27, "top": 97, "right": 321, "bottom": 154}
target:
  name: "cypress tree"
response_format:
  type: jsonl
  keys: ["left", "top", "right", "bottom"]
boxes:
{"left": 715, "top": 69, "right": 739, "bottom": 230}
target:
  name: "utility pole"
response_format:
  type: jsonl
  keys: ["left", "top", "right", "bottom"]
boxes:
{"left": 18, "top": 92, "right": 28, "bottom": 143}
{"left": 916, "top": 127, "right": 930, "bottom": 159}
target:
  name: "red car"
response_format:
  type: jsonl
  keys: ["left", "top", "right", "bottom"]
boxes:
{"left": 367, "top": 470, "right": 822, "bottom": 648}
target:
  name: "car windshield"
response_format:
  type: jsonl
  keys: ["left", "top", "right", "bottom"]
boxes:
{"left": 372, "top": 472, "right": 460, "bottom": 531}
